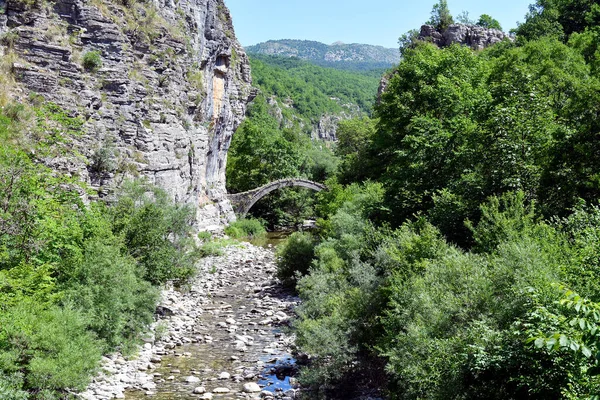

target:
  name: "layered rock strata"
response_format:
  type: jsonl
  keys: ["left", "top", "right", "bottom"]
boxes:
{"left": 0, "top": 0, "right": 252, "bottom": 229}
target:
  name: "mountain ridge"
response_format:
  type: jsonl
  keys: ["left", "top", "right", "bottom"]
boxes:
{"left": 246, "top": 39, "right": 400, "bottom": 71}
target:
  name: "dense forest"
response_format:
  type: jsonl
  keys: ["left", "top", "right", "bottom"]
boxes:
{"left": 226, "top": 55, "right": 383, "bottom": 228}
{"left": 269, "top": 0, "right": 600, "bottom": 398}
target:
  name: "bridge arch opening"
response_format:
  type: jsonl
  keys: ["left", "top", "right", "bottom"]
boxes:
{"left": 227, "top": 179, "right": 328, "bottom": 218}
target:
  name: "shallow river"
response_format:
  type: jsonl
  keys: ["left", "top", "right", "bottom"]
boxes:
{"left": 122, "top": 237, "right": 299, "bottom": 400}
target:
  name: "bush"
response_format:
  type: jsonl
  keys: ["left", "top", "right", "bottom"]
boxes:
{"left": 199, "top": 241, "right": 225, "bottom": 257}
{"left": 225, "top": 218, "right": 266, "bottom": 239}
{"left": 0, "top": 303, "right": 102, "bottom": 394}
{"left": 109, "top": 180, "right": 200, "bottom": 285}
{"left": 61, "top": 236, "right": 158, "bottom": 350}
{"left": 82, "top": 51, "right": 102, "bottom": 72}
{"left": 197, "top": 231, "right": 213, "bottom": 242}
{"left": 276, "top": 232, "right": 316, "bottom": 287}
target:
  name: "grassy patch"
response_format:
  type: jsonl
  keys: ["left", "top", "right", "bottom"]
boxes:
{"left": 225, "top": 218, "right": 266, "bottom": 239}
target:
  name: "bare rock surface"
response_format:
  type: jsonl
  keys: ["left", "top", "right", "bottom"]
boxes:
{"left": 80, "top": 242, "right": 300, "bottom": 400}
{"left": 0, "top": 0, "right": 252, "bottom": 229}
{"left": 418, "top": 23, "right": 512, "bottom": 51}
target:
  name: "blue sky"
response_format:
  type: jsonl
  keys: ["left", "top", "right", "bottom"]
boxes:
{"left": 224, "top": 0, "right": 533, "bottom": 48}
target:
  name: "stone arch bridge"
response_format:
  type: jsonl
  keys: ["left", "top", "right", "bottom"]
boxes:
{"left": 228, "top": 178, "right": 328, "bottom": 216}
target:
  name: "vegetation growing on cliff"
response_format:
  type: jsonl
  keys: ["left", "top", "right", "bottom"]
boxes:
{"left": 0, "top": 103, "right": 201, "bottom": 399}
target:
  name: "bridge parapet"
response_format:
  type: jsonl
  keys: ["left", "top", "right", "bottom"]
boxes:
{"left": 227, "top": 178, "right": 328, "bottom": 216}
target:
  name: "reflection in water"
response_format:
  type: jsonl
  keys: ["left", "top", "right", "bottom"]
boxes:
{"left": 258, "top": 354, "right": 297, "bottom": 393}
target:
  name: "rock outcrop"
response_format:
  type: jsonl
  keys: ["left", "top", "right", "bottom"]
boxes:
{"left": 311, "top": 103, "right": 361, "bottom": 142}
{"left": 0, "top": 0, "right": 252, "bottom": 230}
{"left": 418, "top": 24, "right": 512, "bottom": 51}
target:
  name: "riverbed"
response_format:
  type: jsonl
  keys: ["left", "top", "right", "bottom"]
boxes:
{"left": 79, "top": 241, "right": 300, "bottom": 400}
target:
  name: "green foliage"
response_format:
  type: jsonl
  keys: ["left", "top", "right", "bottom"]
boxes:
{"left": 477, "top": 14, "right": 503, "bottom": 30}
{"left": 109, "top": 180, "right": 199, "bottom": 285}
{"left": 428, "top": 0, "right": 454, "bottom": 31}
{"left": 0, "top": 303, "right": 102, "bottom": 395}
{"left": 226, "top": 93, "right": 338, "bottom": 227}
{"left": 82, "top": 51, "right": 102, "bottom": 72}
{"left": 456, "top": 11, "right": 475, "bottom": 25}
{"left": 288, "top": 2, "right": 600, "bottom": 397}
{"left": 362, "top": 37, "right": 600, "bottom": 243}
{"left": 61, "top": 234, "right": 158, "bottom": 349}
{"left": 276, "top": 232, "right": 316, "bottom": 287}
{"left": 294, "top": 188, "right": 600, "bottom": 396}
{"left": 199, "top": 238, "right": 239, "bottom": 258}
{"left": 187, "top": 68, "right": 204, "bottom": 92}
{"left": 249, "top": 54, "right": 381, "bottom": 119}
{"left": 515, "top": 0, "right": 600, "bottom": 42}
{"left": 225, "top": 218, "right": 266, "bottom": 239}
{"left": 90, "top": 138, "right": 116, "bottom": 174}
{"left": 0, "top": 103, "right": 204, "bottom": 396}
{"left": 197, "top": 231, "right": 213, "bottom": 241}
{"left": 335, "top": 117, "right": 377, "bottom": 184}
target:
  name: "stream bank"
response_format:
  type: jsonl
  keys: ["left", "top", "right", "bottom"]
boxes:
{"left": 80, "top": 241, "right": 300, "bottom": 400}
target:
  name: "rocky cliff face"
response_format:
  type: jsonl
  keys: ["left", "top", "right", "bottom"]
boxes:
{"left": 311, "top": 103, "right": 361, "bottom": 142}
{"left": 418, "top": 24, "right": 512, "bottom": 51}
{"left": 0, "top": 0, "right": 252, "bottom": 230}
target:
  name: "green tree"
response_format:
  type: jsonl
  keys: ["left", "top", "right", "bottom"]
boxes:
{"left": 335, "top": 117, "right": 377, "bottom": 184}
{"left": 428, "top": 0, "right": 454, "bottom": 31}
{"left": 477, "top": 14, "right": 503, "bottom": 30}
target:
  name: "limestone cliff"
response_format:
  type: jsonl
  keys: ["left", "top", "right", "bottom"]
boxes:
{"left": 0, "top": 0, "right": 252, "bottom": 230}
{"left": 418, "top": 23, "right": 512, "bottom": 51}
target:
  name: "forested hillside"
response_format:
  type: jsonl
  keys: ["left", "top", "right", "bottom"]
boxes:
{"left": 226, "top": 54, "right": 383, "bottom": 227}
{"left": 246, "top": 39, "right": 400, "bottom": 71}
{"left": 273, "top": 0, "right": 600, "bottom": 398}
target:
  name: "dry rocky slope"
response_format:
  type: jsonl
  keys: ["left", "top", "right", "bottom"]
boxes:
{"left": 0, "top": 0, "right": 252, "bottom": 230}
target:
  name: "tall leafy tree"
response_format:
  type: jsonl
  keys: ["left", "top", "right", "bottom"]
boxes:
{"left": 477, "top": 14, "right": 503, "bottom": 30}
{"left": 428, "top": 0, "right": 454, "bottom": 31}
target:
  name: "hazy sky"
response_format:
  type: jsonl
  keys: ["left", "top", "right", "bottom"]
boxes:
{"left": 224, "top": 0, "right": 533, "bottom": 49}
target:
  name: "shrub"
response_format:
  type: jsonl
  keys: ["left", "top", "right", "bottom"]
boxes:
{"left": 225, "top": 218, "right": 266, "bottom": 239}
{"left": 197, "top": 231, "right": 213, "bottom": 242}
{"left": 0, "top": 303, "right": 102, "bottom": 394}
{"left": 109, "top": 180, "right": 200, "bottom": 285}
{"left": 199, "top": 238, "right": 238, "bottom": 258}
{"left": 276, "top": 232, "right": 316, "bottom": 287}
{"left": 61, "top": 236, "right": 158, "bottom": 350}
{"left": 82, "top": 51, "right": 102, "bottom": 72}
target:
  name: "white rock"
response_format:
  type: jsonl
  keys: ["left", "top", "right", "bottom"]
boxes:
{"left": 185, "top": 376, "right": 201, "bottom": 383}
{"left": 193, "top": 386, "right": 206, "bottom": 394}
{"left": 213, "top": 387, "right": 230, "bottom": 393}
{"left": 219, "top": 371, "right": 231, "bottom": 380}
{"left": 243, "top": 382, "right": 262, "bottom": 393}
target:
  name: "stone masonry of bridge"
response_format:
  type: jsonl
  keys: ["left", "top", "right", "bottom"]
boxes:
{"left": 227, "top": 178, "right": 328, "bottom": 216}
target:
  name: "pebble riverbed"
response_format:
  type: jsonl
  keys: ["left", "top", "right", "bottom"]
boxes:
{"left": 79, "top": 242, "right": 300, "bottom": 400}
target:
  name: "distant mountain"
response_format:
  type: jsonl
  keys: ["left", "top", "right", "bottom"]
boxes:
{"left": 245, "top": 39, "right": 400, "bottom": 71}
